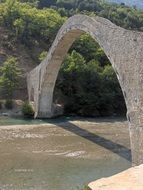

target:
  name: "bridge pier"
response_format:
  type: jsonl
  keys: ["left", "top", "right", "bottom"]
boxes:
{"left": 35, "top": 103, "right": 63, "bottom": 118}
{"left": 128, "top": 110, "right": 143, "bottom": 165}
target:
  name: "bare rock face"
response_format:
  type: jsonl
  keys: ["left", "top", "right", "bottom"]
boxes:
{"left": 88, "top": 164, "right": 143, "bottom": 190}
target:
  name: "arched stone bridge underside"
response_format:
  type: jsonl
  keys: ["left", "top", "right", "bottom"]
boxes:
{"left": 27, "top": 14, "right": 143, "bottom": 165}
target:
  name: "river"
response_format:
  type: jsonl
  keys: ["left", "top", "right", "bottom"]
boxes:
{"left": 0, "top": 117, "right": 131, "bottom": 190}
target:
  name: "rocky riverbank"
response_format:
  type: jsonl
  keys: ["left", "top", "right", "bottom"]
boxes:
{"left": 88, "top": 164, "right": 143, "bottom": 190}
{"left": 0, "top": 99, "right": 23, "bottom": 117}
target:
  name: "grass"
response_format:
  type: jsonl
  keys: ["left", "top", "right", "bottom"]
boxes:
{"left": 73, "top": 186, "right": 90, "bottom": 190}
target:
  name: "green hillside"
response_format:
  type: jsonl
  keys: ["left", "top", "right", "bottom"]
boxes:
{"left": 0, "top": 0, "right": 143, "bottom": 117}
{"left": 107, "top": 0, "right": 143, "bottom": 9}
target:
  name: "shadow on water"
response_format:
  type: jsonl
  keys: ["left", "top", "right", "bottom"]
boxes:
{"left": 0, "top": 116, "right": 131, "bottom": 162}
{"left": 54, "top": 121, "right": 132, "bottom": 162}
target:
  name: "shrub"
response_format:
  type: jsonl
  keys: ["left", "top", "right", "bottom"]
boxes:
{"left": 0, "top": 100, "right": 2, "bottom": 109}
{"left": 5, "top": 99, "right": 13, "bottom": 109}
{"left": 38, "top": 51, "right": 48, "bottom": 62}
{"left": 22, "top": 102, "right": 34, "bottom": 118}
{"left": 75, "top": 186, "right": 90, "bottom": 190}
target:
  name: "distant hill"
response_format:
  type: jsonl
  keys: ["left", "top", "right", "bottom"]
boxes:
{"left": 107, "top": 0, "right": 143, "bottom": 9}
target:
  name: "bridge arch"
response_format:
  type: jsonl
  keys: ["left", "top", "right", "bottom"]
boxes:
{"left": 27, "top": 14, "right": 143, "bottom": 165}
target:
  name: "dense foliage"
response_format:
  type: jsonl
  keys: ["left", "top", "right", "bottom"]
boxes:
{"left": 5, "top": 99, "right": 13, "bottom": 109}
{"left": 1, "top": 0, "right": 143, "bottom": 31}
{"left": 0, "top": 0, "right": 143, "bottom": 116}
{"left": 0, "top": 0, "right": 65, "bottom": 46}
{"left": 35, "top": 0, "right": 143, "bottom": 31}
{"left": 55, "top": 46, "right": 126, "bottom": 116}
{"left": 107, "top": 0, "right": 143, "bottom": 9}
{"left": 0, "top": 56, "right": 21, "bottom": 99}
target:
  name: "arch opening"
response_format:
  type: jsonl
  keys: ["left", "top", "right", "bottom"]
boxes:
{"left": 34, "top": 15, "right": 131, "bottom": 120}
{"left": 53, "top": 33, "right": 127, "bottom": 118}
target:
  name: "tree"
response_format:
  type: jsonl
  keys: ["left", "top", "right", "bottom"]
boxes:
{"left": 38, "top": 0, "right": 57, "bottom": 8}
{"left": 0, "top": 56, "right": 21, "bottom": 99}
{"left": 71, "top": 34, "right": 98, "bottom": 62}
{"left": 0, "top": 1, "right": 66, "bottom": 45}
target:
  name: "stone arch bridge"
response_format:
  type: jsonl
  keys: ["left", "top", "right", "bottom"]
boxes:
{"left": 27, "top": 15, "right": 143, "bottom": 165}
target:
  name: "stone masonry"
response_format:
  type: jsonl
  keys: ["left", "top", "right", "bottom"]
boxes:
{"left": 27, "top": 14, "right": 143, "bottom": 165}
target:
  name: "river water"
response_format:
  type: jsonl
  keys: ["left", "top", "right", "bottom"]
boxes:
{"left": 0, "top": 117, "right": 131, "bottom": 190}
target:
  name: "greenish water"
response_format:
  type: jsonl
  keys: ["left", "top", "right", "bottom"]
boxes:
{"left": 0, "top": 116, "right": 126, "bottom": 125}
{"left": 0, "top": 116, "right": 46, "bottom": 125}
{"left": 0, "top": 116, "right": 80, "bottom": 125}
{"left": 0, "top": 117, "right": 131, "bottom": 190}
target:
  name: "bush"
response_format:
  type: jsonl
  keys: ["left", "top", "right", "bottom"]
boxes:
{"left": 22, "top": 102, "right": 34, "bottom": 118}
{"left": 75, "top": 186, "right": 90, "bottom": 190}
{"left": 38, "top": 51, "right": 48, "bottom": 62}
{"left": 0, "top": 101, "right": 2, "bottom": 109}
{"left": 5, "top": 99, "right": 13, "bottom": 109}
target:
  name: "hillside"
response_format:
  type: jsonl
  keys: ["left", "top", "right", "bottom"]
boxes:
{"left": 107, "top": 0, "right": 143, "bottom": 9}
{"left": 1, "top": 0, "right": 143, "bottom": 116}
{"left": 0, "top": 27, "right": 36, "bottom": 100}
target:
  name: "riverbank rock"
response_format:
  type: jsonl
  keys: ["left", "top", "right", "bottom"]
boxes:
{"left": 88, "top": 164, "right": 143, "bottom": 190}
{"left": 0, "top": 100, "right": 23, "bottom": 116}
